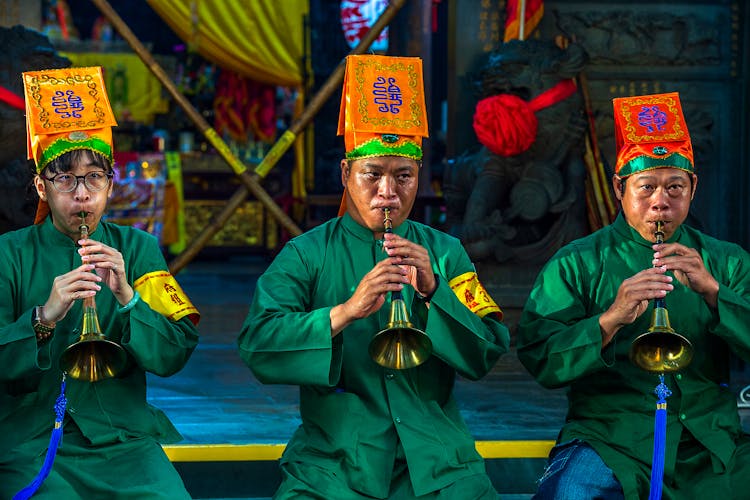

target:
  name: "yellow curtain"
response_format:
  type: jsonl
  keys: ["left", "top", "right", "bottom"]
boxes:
{"left": 146, "top": 0, "right": 308, "bottom": 87}
{"left": 146, "top": 0, "right": 312, "bottom": 201}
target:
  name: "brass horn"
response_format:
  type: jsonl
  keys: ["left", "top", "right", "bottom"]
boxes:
{"left": 59, "top": 212, "right": 128, "bottom": 381}
{"left": 628, "top": 221, "right": 694, "bottom": 373}
{"left": 368, "top": 208, "right": 433, "bottom": 369}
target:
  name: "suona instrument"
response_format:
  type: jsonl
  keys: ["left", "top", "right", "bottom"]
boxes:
{"left": 59, "top": 212, "right": 128, "bottom": 381}
{"left": 629, "top": 221, "right": 694, "bottom": 373}
{"left": 368, "top": 208, "right": 433, "bottom": 369}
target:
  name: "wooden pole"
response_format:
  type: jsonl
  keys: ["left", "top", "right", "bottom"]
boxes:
{"left": 165, "top": 0, "right": 407, "bottom": 273}
{"left": 90, "top": 0, "right": 302, "bottom": 237}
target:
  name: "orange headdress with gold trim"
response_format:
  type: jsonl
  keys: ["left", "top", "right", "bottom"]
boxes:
{"left": 613, "top": 92, "right": 694, "bottom": 177}
{"left": 23, "top": 66, "right": 117, "bottom": 174}
{"left": 337, "top": 55, "right": 429, "bottom": 161}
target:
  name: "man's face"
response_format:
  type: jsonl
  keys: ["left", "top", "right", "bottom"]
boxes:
{"left": 613, "top": 167, "right": 697, "bottom": 242}
{"left": 34, "top": 153, "right": 113, "bottom": 240}
{"left": 341, "top": 156, "right": 419, "bottom": 235}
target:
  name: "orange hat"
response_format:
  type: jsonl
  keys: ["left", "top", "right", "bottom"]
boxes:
{"left": 23, "top": 66, "right": 117, "bottom": 173}
{"left": 612, "top": 92, "right": 694, "bottom": 177}
{"left": 337, "top": 55, "right": 429, "bottom": 160}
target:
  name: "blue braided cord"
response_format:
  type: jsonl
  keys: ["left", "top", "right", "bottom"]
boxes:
{"left": 13, "top": 375, "right": 67, "bottom": 500}
{"left": 655, "top": 375, "right": 672, "bottom": 402}
{"left": 648, "top": 374, "right": 670, "bottom": 500}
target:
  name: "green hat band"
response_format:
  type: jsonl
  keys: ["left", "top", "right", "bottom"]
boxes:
{"left": 38, "top": 136, "right": 113, "bottom": 172}
{"left": 346, "top": 137, "right": 423, "bottom": 161}
{"left": 617, "top": 152, "right": 694, "bottom": 178}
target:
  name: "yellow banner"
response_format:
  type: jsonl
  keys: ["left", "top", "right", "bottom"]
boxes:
{"left": 448, "top": 272, "right": 503, "bottom": 319}
{"left": 134, "top": 271, "right": 200, "bottom": 325}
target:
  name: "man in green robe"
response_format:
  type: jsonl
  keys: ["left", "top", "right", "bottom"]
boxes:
{"left": 517, "top": 92, "right": 750, "bottom": 499}
{"left": 0, "top": 67, "right": 200, "bottom": 499}
{"left": 238, "top": 55, "right": 510, "bottom": 499}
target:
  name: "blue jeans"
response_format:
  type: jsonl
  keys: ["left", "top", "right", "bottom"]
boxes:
{"left": 533, "top": 440, "right": 624, "bottom": 500}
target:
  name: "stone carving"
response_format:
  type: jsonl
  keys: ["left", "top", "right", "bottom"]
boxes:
{"left": 443, "top": 39, "right": 589, "bottom": 264}
{"left": 552, "top": 9, "right": 721, "bottom": 67}
{"left": 0, "top": 25, "right": 69, "bottom": 234}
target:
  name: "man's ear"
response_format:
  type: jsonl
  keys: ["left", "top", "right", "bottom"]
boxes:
{"left": 612, "top": 175, "right": 624, "bottom": 201}
{"left": 33, "top": 174, "right": 47, "bottom": 201}
{"left": 340, "top": 159, "right": 349, "bottom": 186}
{"left": 690, "top": 173, "right": 698, "bottom": 200}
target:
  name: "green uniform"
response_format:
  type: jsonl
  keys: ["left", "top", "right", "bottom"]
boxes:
{"left": 0, "top": 218, "right": 199, "bottom": 499}
{"left": 239, "top": 213, "right": 510, "bottom": 499}
{"left": 517, "top": 213, "right": 750, "bottom": 499}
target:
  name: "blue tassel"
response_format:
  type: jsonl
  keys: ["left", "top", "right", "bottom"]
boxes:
{"left": 648, "top": 374, "right": 672, "bottom": 500}
{"left": 14, "top": 375, "right": 67, "bottom": 500}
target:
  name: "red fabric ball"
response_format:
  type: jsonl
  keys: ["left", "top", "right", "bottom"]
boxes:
{"left": 472, "top": 94, "right": 538, "bottom": 156}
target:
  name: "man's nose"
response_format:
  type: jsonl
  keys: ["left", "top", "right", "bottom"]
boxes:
{"left": 378, "top": 176, "right": 396, "bottom": 197}
{"left": 73, "top": 179, "right": 91, "bottom": 199}
{"left": 652, "top": 187, "right": 671, "bottom": 207}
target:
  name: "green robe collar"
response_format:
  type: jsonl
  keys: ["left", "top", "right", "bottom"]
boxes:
{"left": 39, "top": 215, "right": 104, "bottom": 248}
{"left": 40, "top": 216, "right": 79, "bottom": 248}
{"left": 340, "top": 212, "right": 409, "bottom": 242}
{"left": 611, "top": 211, "right": 684, "bottom": 247}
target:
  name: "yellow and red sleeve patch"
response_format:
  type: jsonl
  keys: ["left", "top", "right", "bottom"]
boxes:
{"left": 448, "top": 271, "right": 503, "bottom": 320}
{"left": 134, "top": 271, "right": 200, "bottom": 325}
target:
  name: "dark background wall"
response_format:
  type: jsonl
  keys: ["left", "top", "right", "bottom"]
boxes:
{"left": 2, "top": 0, "right": 748, "bottom": 249}
{"left": 443, "top": 0, "right": 749, "bottom": 248}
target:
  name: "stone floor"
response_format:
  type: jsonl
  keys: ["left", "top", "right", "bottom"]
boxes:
{"left": 147, "top": 253, "right": 750, "bottom": 498}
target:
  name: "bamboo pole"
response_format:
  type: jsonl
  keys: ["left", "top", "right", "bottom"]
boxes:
{"left": 557, "top": 34, "right": 616, "bottom": 230}
{"left": 165, "top": 0, "right": 407, "bottom": 273}
{"left": 578, "top": 64, "right": 616, "bottom": 226}
{"left": 90, "top": 0, "right": 302, "bottom": 237}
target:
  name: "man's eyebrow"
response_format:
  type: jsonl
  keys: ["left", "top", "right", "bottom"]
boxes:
{"left": 359, "top": 162, "right": 385, "bottom": 169}
{"left": 394, "top": 166, "right": 415, "bottom": 174}
{"left": 632, "top": 174, "right": 689, "bottom": 182}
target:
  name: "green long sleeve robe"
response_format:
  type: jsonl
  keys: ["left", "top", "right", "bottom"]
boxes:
{"left": 0, "top": 218, "right": 199, "bottom": 498}
{"left": 238, "top": 213, "right": 510, "bottom": 498}
{"left": 517, "top": 213, "right": 750, "bottom": 499}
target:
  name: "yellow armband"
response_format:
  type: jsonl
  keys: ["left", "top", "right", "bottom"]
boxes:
{"left": 133, "top": 271, "right": 200, "bottom": 325}
{"left": 449, "top": 272, "right": 503, "bottom": 320}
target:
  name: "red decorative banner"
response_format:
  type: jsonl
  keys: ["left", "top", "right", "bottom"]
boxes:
{"left": 341, "top": 0, "right": 389, "bottom": 52}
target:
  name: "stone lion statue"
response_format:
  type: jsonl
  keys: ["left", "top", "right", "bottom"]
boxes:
{"left": 443, "top": 39, "right": 590, "bottom": 265}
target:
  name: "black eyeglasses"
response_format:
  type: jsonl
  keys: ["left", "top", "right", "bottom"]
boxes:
{"left": 43, "top": 172, "right": 114, "bottom": 193}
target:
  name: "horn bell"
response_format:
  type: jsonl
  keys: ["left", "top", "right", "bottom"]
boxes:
{"left": 60, "top": 338, "right": 128, "bottom": 382}
{"left": 369, "top": 297, "right": 432, "bottom": 370}
{"left": 59, "top": 300, "right": 127, "bottom": 382}
{"left": 629, "top": 305, "right": 694, "bottom": 373}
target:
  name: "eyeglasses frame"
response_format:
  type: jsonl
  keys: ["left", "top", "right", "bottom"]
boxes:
{"left": 42, "top": 172, "right": 114, "bottom": 193}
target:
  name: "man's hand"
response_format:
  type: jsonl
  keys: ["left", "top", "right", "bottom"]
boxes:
{"left": 653, "top": 242, "right": 719, "bottom": 308}
{"left": 43, "top": 264, "right": 103, "bottom": 323}
{"left": 599, "top": 266, "right": 674, "bottom": 347}
{"left": 78, "top": 239, "right": 135, "bottom": 306}
{"left": 382, "top": 232, "right": 436, "bottom": 298}
{"left": 329, "top": 258, "right": 408, "bottom": 337}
